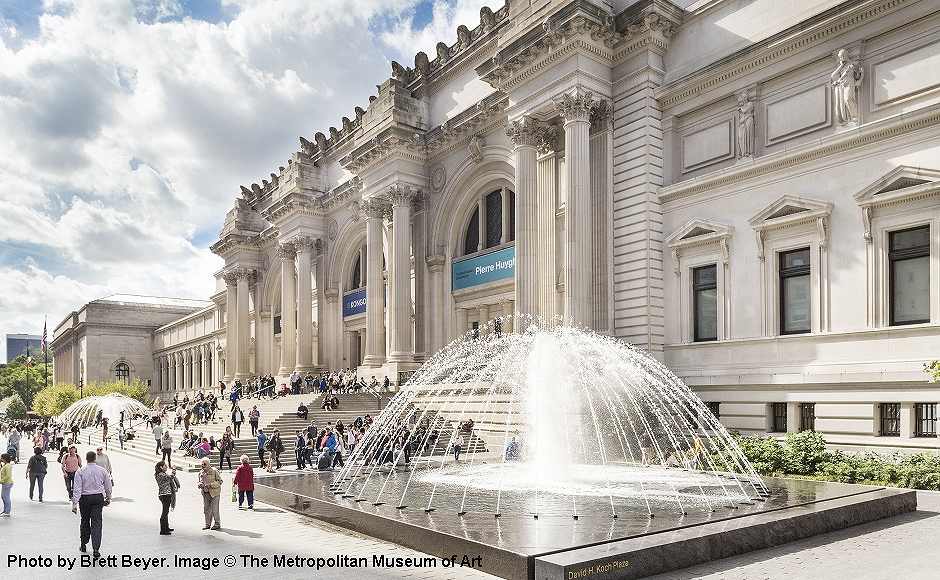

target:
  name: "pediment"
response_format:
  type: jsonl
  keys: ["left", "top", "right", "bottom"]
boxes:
{"left": 749, "top": 195, "right": 832, "bottom": 229}
{"left": 666, "top": 219, "right": 732, "bottom": 247}
{"left": 854, "top": 165, "right": 940, "bottom": 206}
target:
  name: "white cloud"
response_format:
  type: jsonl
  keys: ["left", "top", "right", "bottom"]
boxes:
{"left": 0, "top": 0, "right": 492, "bottom": 361}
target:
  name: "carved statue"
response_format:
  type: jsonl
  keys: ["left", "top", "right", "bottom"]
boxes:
{"left": 436, "top": 42, "right": 450, "bottom": 64}
{"left": 457, "top": 25, "right": 472, "bottom": 49}
{"left": 299, "top": 136, "right": 317, "bottom": 156}
{"left": 480, "top": 7, "right": 496, "bottom": 32}
{"left": 736, "top": 91, "right": 755, "bottom": 158}
{"left": 415, "top": 51, "right": 430, "bottom": 78}
{"left": 468, "top": 134, "right": 484, "bottom": 163}
{"left": 354, "top": 106, "right": 365, "bottom": 123}
{"left": 314, "top": 132, "right": 328, "bottom": 151}
{"left": 831, "top": 48, "right": 864, "bottom": 125}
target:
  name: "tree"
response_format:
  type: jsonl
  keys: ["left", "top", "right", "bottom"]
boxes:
{"left": 0, "top": 393, "right": 27, "bottom": 419}
{"left": 32, "top": 383, "right": 81, "bottom": 417}
{"left": 0, "top": 356, "right": 48, "bottom": 408}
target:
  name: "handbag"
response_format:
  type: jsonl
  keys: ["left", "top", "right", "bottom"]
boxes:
{"left": 231, "top": 484, "right": 237, "bottom": 503}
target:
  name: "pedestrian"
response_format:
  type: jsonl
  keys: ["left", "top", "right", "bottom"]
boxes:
{"left": 268, "top": 430, "right": 284, "bottom": 470}
{"left": 61, "top": 445, "right": 82, "bottom": 498}
{"left": 160, "top": 431, "right": 173, "bottom": 466}
{"left": 154, "top": 461, "right": 175, "bottom": 535}
{"left": 231, "top": 405, "right": 244, "bottom": 438}
{"left": 256, "top": 429, "right": 267, "bottom": 466}
{"left": 95, "top": 447, "right": 112, "bottom": 485}
{"left": 26, "top": 446, "right": 47, "bottom": 502}
{"left": 295, "top": 431, "right": 306, "bottom": 469}
{"left": 6, "top": 426, "right": 20, "bottom": 463}
{"left": 454, "top": 433, "right": 464, "bottom": 462}
{"left": 101, "top": 417, "right": 109, "bottom": 443}
{"left": 72, "top": 451, "right": 112, "bottom": 558}
{"left": 233, "top": 454, "right": 254, "bottom": 509}
{"left": 198, "top": 458, "right": 223, "bottom": 530}
{"left": 152, "top": 422, "right": 163, "bottom": 457}
{"left": 219, "top": 429, "right": 234, "bottom": 471}
{"left": 0, "top": 453, "right": 13, "bottom": 516}
{"left": 248, "top": 406, "right": 260, "bottom": 437}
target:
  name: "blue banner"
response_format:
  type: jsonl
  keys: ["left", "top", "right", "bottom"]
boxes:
{"left": 343, "top": 288, "right": 367, "bottom": 318}
{"left": 452, "top": 246, "right": 515, "bottom": 291}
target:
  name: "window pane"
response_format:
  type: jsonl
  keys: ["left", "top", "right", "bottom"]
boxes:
{"left": 890, "top": 226, "right": 929, "bottom": 251}
{"left": 782, "top": 275, "right": 811, "bottom": 333}
{"left": 893, "top": 255, "right": 930, "bottom": 323}
{"left": 693, "top": 265, "right": 717, "bottom": 286}
{"left": 485, "top": 191, "right": 502, "bottom": 248}
{"left": 782, "top": 248, "right": 810, "bottom": 269}
{"left": 508, "top": 190, "right": 515, "bottom": 242}
{"left": 695, "top": 287, "right": 718, "bottom": 341}
{"left": 464, "top": 207, "right": 479, "bottom": 255}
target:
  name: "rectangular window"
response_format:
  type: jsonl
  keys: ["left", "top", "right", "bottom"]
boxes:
{"left": 771, "top": 402, "right": 787, "bottom": 432}
{"left": 800, "top": 403, "right": 815, "bottom": 432}
{"left": 693, "top": 264, "right": 718, "bottom": 342}
{"left": 780, "top": 248, "right": 811, "bottom": 334}
{"left": 914, "top": 403, "right": 938, "bottom": 437}
{"left": 880, "top": 403, "right": 900, "bottom": 437}
{"left": 706, "top": 401, "right": 720, "bottom": 419}
{"left": 273, "top": 315, "right": 282, "bottom": 335}
{"left": 889, "top": 226, "right": 930, "bottom": 325}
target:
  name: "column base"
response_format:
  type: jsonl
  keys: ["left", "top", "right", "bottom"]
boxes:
{"left": 294, "top": 364, "right": 319, "bottom": 374}
{"left": 362, "top": 355, "right": 386, "bottom": 368}
{"left": 234, "top": 372, "right": 253, "bottom": 381}
{"left": 386, "top": 351, "right": 416, "bottom": 364}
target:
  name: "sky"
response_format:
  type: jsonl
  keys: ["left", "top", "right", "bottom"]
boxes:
{"left": 0, "top": 0, "right": 495, "bottom": 361}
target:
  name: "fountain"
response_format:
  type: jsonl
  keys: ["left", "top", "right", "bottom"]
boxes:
{"left": 57, "top": 393, "right": 150, "bottom": 428}
{"left": 255, "top": 319, "right": 916, "bottom": 579}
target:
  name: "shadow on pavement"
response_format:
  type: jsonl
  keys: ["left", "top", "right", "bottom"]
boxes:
{"left": 215, "top": 528, "right": 263, "bottom": 538}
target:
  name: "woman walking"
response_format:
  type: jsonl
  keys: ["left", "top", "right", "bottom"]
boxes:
{"left": 231, "top": 405, "right": 244, "bottom": 438}
{"left": 0, "top": 453, "right": 13, "bottom": 516}
{"left": 233, "top": 455, "right": 254, "bottom": 509}
{"left": 198, "top": 458, "right": 223, "bottom": 530}
{"left": 26, "top": 447, "right": 47, "bottom": 502}
{"left": 61, "top": 445, "right": 82, "bottom": 498}
{"left": 154, "top": 461, "right": 175, "bottom": 535}
{"left": 160, "top": 431, "right": 173, "bottom": 467}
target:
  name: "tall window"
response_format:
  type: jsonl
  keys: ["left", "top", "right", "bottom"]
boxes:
{"left": 115, "top": 362, "right": 130, "bottom": 384}
{"left": 880, "top": 403, "right": 900, "bottom": 437}
{"left": 914, "top": 403, "right": 938, "bottom": 437}
{"left": 351, "top": 254, "right": 362, "bottom": 289}
{"left": 890, "top": 225, "right": 930, "bottom": 325}
{"left": 800, "top": 403, "right": 815, "bottom": 431}
{"left": 485, "top": 190, "right": 502, "bottom": 249}
{"left": 771, "top": 402, "right": 787, "bottom": 432}
{"left": 706, "top": 401, "right": 720, "bottom": 419}
{"left": 779, "top": 248, "right": 811, "bottom": 334}
{"left": 693, "top": 264, "right": 718, "bottom": 342}
{"left": 464, "top": 207, "right": 480, "bottom": 255}
{"left": 462, "top": 189, "right": 516, "bottom": 256}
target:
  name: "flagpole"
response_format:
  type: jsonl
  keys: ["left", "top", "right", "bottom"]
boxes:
{"left": 43, "top": 317, "right": 49, "bottom": 390}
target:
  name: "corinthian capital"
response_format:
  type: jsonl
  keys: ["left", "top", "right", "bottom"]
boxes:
{"left": 292, "top": 235, "right": 317, "bottom": 253}
{"left": 506, "top": 115, "right": 545, "bottom": 148}
{"left": 230, "top": 267, "right": 257, "bottom": 283}
{"left": 276, "top": 243, "right": 296, "bottom": 261}
{"left": 360, "top": 198, "right": 388, "bottom": 220}
{"left": 386, "top": 183, "right": 418, "bottom": 207}
{"left": 555, "top": 89, "right": 596, "bottom": 123}
{"left": 222, "top": 271, "right": 238, "bottom": 286}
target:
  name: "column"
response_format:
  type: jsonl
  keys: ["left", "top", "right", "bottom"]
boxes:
{"left": 277, "top": 243, "right": 297, "bottom": 375}
{"left": 223, "top": 272, "right": 238, "bottom": 381}
{"left": 500, "top": 186, "right": 510, "bottom": 244}
{"left": 154, "top": 359, "right": 161, "bottom": 392}
{"left": 325, "top": 288, "right": 339, "bottom": 369}
{"left": 555, "top": 89, "right": 596, "bottom": 327}
{"left": 506, "top": 301, "right": 515, "bottom": 333}
{"left": 456, "top": 308, "right": 469, "bottom": 339}
{"left": 175, "top": 352, "right": 183, "bottom": 391}
{"left": 202, "top": 345, "right": 211, "bottom": 388}
{"left": 235, "top": 268, "right": 254, "bottom": 380}
{"left": 427, "top": 256, "right": 445, "bottom": 353}
{"left": 362, "top": 199, "right": 387, "bottom": 367}
{"left": 388, "top": 185, "right": 415, "bottom": 363}
{"left": 506, "top": 116, "right": 544, "bottom": 320}
{"left": 478, "top": 304, "right": 490, "bottom": 336}
{"left": 294, "top": 236, "right": 316, "bottom": 372}
{"left": 537, "top": 142, "right": 558, "bottom": 321}
{"left": 315, "top": 249, "right": 327, "bottom": 368}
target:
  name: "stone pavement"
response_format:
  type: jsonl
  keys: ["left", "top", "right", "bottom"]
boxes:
{"left": 0, "top": 445, "right": 492, "bottom": 580}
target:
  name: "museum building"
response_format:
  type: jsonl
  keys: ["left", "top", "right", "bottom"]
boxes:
{"left": 52, "top": 0, "right": 940, "bottom": 451}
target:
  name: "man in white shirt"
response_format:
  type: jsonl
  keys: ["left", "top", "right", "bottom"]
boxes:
{"left": 152, "top": 423, "right": 163, "bottom": 456}
{"left": 72, "top": 451, "right": 112, "bottom": 558}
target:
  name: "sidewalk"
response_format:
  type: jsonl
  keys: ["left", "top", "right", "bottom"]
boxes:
{"left": 0, "top": 444, "right": 492, "bottom": 580}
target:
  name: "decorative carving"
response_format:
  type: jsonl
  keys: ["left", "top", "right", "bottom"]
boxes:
{"left": 360, "top": 198, "right": 387, "bottom": 220}
{"left": 415, "top": 51, "right": 430, "bottom": 78}
{"left": 348, "top": 200, "right": 362, "bottom": 222}
{"left": 275, "top": 243, "right": 296, "bottom": 261}
{"left": 391, "top": 60, "right": 414, "bottom": 83}
{"left": 480, "top": 6, "right": 496, "bottom": 32}
{"left": 831, "top": 48, "right": 864, "bottom": 126}
{"left": 293, "top": 235, "right": 317, "bottom": 253}
{"left": 314, "top": 132, "right": 328, "bottom": 151}
{"left": 555, "top": 89, "right": 596, "bottom": 123}
{"left": 430, "top": 165, "right": 447, "bottom": 193}
{"left": 232, "top": 267, "right": 257, "bottom": 283}
{"left": 386, "top": 183, "right": 417, "bottom": 207}
{"left": 467, "top": 134, "right": 484, "bottom": 163}
{"left": 817, "top": 216, "right": 829, "bottom": 249}
{"left": 862, "top": 206, "right": 872, "bottom": 244}
{"left": 590, "top": 99, "right": 612, "bottom": 132}
{"left": 755, "top": 230, "right": 765, "bottom": 262}
{"left": 457, "top": 25, "right": 472, "bottom": 49}
{"left": 536, "top": 125, "right": 560, "bottom": 155}
{"left": 327, "top": 218, "right": 338, "bottom": 241}
{"left": 222, "top": 271, "right": 238, "bottom": 286}
{"left": 436, "top": 42, "right": 450, "bottom": 65}
{"left": 671, "top": 248, "right": 680, "bottom": 277}
{"left": 506, "top": 115, "right": 546, "bottom": 148}
{"left": 736, "top": 89, "right": 756, "bottom": 158}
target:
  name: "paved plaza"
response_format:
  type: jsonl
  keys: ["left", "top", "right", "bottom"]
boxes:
{"left": 2, "top": 440, "right": 939, "bottom": 579}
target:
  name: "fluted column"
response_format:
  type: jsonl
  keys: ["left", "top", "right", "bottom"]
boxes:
{"left": 507, "top": 116, "right": 545, "bottom": 320}
{"left": 362, "top": 199, "right": 387, "bottom": 367}
{"left": 315, "top": 253, "right": 327, "bottom": 368}
{"left": 294, "top": 236, "right": 316, "bottom": 372}
{"left": 388, "top": 185, "right": 416, "bottom": 363}
{"left": 325, "top": 288, "right": 339, "bottom": 369}
{"left": 556, "top": 89, "right": 596, "bottom": 327}
{"left": 277, "top": 243, "right": 297, "bottom": 375}
{"left": 456, "top": 307, "right": 469, "bottom": 339}
{"left": 202, "top": 345, "right": 211, "bottom": 388}
{"left": 235, "top": 268, "right": 254, "bottom": 380}
{"left": 479, "top": 304, "right": 490, "bottom": 336}
{"left": 223, "top": 272, "right": 237, "bottom": 382}
{"left": 175, "top": 353, "right": 183, "bottom": 391}
{"left": 427, "top": 255, "right": 445, "bottom": 353}
{"left": 185, "top": 349, "right": 193, "bottom": 391}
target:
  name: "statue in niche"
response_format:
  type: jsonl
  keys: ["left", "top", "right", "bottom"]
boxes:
{"left": 831, "top": 48, "right": 864, "bottom": 125}
{"left": 736, "top": 91, "right": 755, "bottom": 158}
{"left": 467, "top": 134, "right": 484, "bottom": 163}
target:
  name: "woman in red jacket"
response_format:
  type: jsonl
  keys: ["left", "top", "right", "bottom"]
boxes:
{"left": 233, "top": 455, "right": 254, "bottom": 510}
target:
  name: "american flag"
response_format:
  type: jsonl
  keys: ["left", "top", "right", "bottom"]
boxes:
{"left": 41, "top": 318, "right": 47, "bottom": 352}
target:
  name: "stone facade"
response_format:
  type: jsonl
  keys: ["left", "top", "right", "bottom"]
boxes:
{"left": 56, "top": 0, "right": 940, "bottom": 452}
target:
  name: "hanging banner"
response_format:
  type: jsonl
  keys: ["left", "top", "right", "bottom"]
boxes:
{"left": 343, "top": 287, "right": 367, "bottom": 318}
{"left": 452, "top": 246, "right": 515, "bottom": 292}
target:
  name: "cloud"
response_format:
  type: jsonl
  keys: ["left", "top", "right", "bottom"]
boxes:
{"left": 0, "top": 0, "right": 493, "bottom": 361}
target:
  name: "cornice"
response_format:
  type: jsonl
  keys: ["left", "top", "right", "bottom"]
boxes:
{"left": 260, "top": 190, "right": 325, "bottom": 223}
{"left": 425, "top": 92, "right": 509, "bottom": 159}
{"left": 660, "top": 103, "right": 940, "bottom": 203}
{"left": 321, "top": 177, "right": 363, "bottom": 211}
{"left": 340, "top": 127, "right": 428, "bottom": 174}
{"left": 655, "top": 0, "right": 911, "bottom": 109}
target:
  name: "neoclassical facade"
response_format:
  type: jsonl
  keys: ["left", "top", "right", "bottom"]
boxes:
{"left": 76, "top": 0, "right": 940, "bottom": 451}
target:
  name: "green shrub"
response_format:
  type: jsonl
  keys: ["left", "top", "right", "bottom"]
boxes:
{"left": 782, "top": 431, "right": 831, "bottom": 475}
{"left": 0, "top": 393, "right": 27, "bottom": 419}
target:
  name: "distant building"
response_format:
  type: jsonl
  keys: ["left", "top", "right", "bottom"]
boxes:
{"left": 50, "top": 295, "right": 212, "bottom": 388}
{"left": 6, "top": 334, "right": 42, "bottom": 363}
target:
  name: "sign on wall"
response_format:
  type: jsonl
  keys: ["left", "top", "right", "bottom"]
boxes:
{"left": 452, "top": 246, "right": 515, "bottom": 292}
{"left": 343, "top": 288, "right": 367, "bottom": 318}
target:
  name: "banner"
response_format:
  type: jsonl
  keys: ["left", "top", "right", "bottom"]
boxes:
{"left": 452, "top": 246, "right": 515, "bottom": 291}
{"left": 343, "top": 287, "right": 367, "bottom": 318}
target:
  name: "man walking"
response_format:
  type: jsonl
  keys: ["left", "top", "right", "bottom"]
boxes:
{"left": 198, "top": 458, "right": 223, "bottom": 530}
{"left": 152, "top": 422, "right": 163, "bottom": 457}
{"left": 72, "top": 451, "right": 112, "bottom": 558}
{"left": 256, "top": 429, "right": 267, "bottom": 466}
{"left": 248, "top": 406, "right": 261, "bottom": 437}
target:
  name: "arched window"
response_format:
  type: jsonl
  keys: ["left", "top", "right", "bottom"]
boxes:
{"left": 351, "top": 253, "right": 362, "bottom": 289}
{"left": 115, "top": 362, "right": 130, "bottom": 384}
{"left": 461, "top": 188, "right": 516, "bottom": 256}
